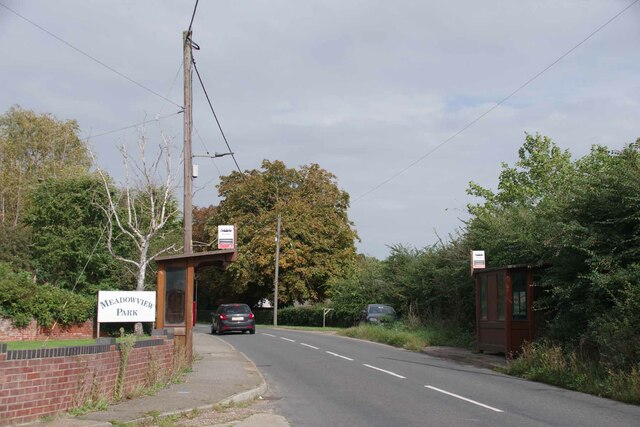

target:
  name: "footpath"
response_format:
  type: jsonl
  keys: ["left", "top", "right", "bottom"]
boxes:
{"left": 26, "top": 331, "right": 506, "bottom": 427}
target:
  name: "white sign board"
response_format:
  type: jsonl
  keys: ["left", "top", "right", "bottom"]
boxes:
{"left": 471, "top": 250, "right": 486, "bottom": 270}
{"left": 97, "top": 291, "right": 156, "bottom": 323}
{"left": 218, "top": 225, "right": 235, "bottom": 249}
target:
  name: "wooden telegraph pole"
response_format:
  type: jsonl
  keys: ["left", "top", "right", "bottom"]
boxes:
{"left": 274, "top": 214, "right": 281, "bottom": 326}
{"left": 183, "top": 30, "right": 193, "bottom": 255}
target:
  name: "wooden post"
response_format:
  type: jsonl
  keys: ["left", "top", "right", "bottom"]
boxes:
{"left": 183, "top": 30, "right": 193, "bottom": 255}
{"left": 274, "top": 214, "right": 281, "bottom": 327}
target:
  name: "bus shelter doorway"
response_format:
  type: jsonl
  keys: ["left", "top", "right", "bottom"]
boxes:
{"left": 474, "top": 265, "right": 536, "bottom": 356}
{"left": 155, "top": 249, "right": 237, "bottom": 363}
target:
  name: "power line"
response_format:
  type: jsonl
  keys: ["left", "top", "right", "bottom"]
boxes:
{"left": 185, "top": 0, "right": 241, "bottom": 181}
{"left": 191, "top": 58, "right": 243, "bottom": 174}
{"left": 0, "top": 2, "right": 182, "bottom": 109}
{"left": 353, "top": 0, "right": 640, "bottom": 203}
{"left": 82, "top": 110, "right": 183, "bottom": 141}
{"left": 188, "top": 0, "right": 200, "bottom": 34}
{"left": 158, "top": 62, "right": 184, "bottom": 115}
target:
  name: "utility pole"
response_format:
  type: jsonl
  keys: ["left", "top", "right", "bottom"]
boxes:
{"left": 183, "top": 30, "right": 193, "bottom": 255}
{"left": 274, "top": 214, "right": 281, "bottom": 326}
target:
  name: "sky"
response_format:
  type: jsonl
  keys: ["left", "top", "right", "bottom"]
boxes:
{"left": 1, "top": 0, "right": 639, "bottom": 259}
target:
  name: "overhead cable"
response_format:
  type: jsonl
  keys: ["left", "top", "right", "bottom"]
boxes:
{"left": 0, "top": 2, "right": 182, "bottom": 109}
{"left": 191, "top": 58, "right": 243, "bottom": 174}
{"left": 353, "top": 0, "right": 640, "bottom": 202}
{"left": 82, "top": 110, "right": 183, "bottom": 141}
{"left": 188, "top": 0, "right": 200, "bottom": 34}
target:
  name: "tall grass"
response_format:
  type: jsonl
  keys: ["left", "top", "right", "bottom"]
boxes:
{"left": 338, "top": 321, "right": 474, "bottom": 352}
{"left": 504, "top": 340, "right": 640, "bottom": 404}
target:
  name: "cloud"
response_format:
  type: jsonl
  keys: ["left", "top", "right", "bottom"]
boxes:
{"left": 1, "top": 0, "right": 639, "bottom": 259}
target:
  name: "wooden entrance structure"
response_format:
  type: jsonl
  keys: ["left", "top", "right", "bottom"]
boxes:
{"left": 474, "top": 265, "right": 536, "bottom": 355}
{"left": 155, "top": 249, "right": 237, "bottom": 362}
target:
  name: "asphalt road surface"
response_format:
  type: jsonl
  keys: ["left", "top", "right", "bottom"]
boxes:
{"left": 210, "top": 327, "right": 640, "bottom": 427}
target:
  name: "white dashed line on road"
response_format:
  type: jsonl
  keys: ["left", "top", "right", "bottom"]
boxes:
{"left": 363, "top": 364, "right": 406, "bottom": 379}
{"left": 261, "top": 333, "right": 277, "bottom": 337}
{"left": 300, "top": 343, "right": 320, "bottom": 350}
{"left": 326, "top": 351, "right": 354, "bottom": 361}
{"left": 425, "top": 385, "right": 503, "bottom": 413}
{"left": 280, "top": 337, "right": 296, "bottom": 342}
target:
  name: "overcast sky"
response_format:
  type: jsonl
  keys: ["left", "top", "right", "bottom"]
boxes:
{"left": 1, "top": 0, "right": 639, "bottom": 259}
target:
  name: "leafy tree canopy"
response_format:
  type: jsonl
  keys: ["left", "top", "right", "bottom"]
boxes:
{"left": 203, "top": 160, "right": 359, "bottom": 306}
{"left": 0, "top": 106, "right": 90, "bottom": 226}
{"left": 466, "top": 133, "right": 576, "bottom": 266}
{"left": 23, "top": 174, "right": 130, "bottom": 295}
{"left": 465, "top": 133, "right": 640, "bottom": 370}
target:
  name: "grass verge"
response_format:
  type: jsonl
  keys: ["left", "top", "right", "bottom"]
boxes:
{"left": 502, "top": 340, "right": 640, "bottom": 404}
{"left": 337, "top": 321, "right": 474, "bottom": 351}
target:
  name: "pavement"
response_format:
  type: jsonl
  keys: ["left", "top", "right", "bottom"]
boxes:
{"left": 26, "top": 331, "right": 507, "bottom": 427}
{"left": 422, "top": 346, "right": 509, "bottom": 370}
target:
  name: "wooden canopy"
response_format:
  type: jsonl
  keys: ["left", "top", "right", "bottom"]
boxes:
{"left": 155, "top": 249, "right": 237, "bottom": 361}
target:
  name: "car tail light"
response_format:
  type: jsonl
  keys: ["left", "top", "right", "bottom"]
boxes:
{"left": 249, "top": 312, "right": 255, "bottom": 319}
{"left": 219, "top": 313, "right": 228, "bottom": 320}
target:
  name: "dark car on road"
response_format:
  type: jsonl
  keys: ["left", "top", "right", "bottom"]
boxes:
{"left": 212, "top": 303, "right": 256, "bottom": 335}
{"left": 360, "top": 304, "right": 397, "bottom": 324}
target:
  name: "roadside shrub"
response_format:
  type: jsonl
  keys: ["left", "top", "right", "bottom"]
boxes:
{"left": 277, "top": 305, "right": 352, "bottom": 327}
{"left": 504, "top": 340, "right": 640, "bottom": 404}
{"left": 253, "top": 308, "right": 273, "bottom": 325}
{"left": 337, "top": 319, "right": 475, "bottom": 352}
{"left": 340, "top": 323, "right": 426, "bottom": 351}
{"left": 0, "top": 262, "right": 94, "bottom": 328}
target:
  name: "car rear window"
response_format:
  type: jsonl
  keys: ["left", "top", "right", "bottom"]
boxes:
{"left": 222, "top": 305, "right": 251, "bottom": 314}
{"left": 369, "top": 305, "right": 395, "bottom": 314}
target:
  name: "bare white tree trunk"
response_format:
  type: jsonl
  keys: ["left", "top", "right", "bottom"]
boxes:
{"left": 91, "top": 129, "right": 182, "bottom": 334}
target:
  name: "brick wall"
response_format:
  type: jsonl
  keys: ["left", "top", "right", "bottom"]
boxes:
{"left": 0, "top": 318, "right": 94, "bottom": 342}
{"left": 0, "top": 336, "right": 174, "bottom": 426}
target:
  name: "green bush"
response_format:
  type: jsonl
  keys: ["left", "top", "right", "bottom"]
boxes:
{"left": 253, "top": 308, "right": 273, "bottom": 325}
{"left": 340, "top": 323, "right": 426, "bottom": 351}
{"left": 504, "top": 340, "right": 640, "bottom": 404}
{"left": 339, "top": 321, "right": 475, "bottom": 352}
{"left": 0, "top": 262, "right": 94, "bottom": 328}
{"left": 277, "top": 306, "right": 352, "bottom": 327}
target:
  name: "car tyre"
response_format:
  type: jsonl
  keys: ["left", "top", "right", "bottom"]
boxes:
{"left": 249, "top": 329, "right": 255, "bottom": 335}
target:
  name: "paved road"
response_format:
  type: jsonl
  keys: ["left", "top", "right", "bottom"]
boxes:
{"left": 216, "top": 327, "right": 640, "bottom": 427}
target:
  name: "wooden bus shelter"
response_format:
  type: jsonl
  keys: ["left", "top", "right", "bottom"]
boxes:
{"left": 474, "top": 265, "right": 536, "bottom": 355}
{"left": 154, "top": 249, "right": 237, "bottom": 362}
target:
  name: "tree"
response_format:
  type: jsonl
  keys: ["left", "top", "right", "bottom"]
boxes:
{"left": 540, "top": 141, "right": 640, "bottom": 367}
{"left": 206, "top": 160, "right": 358, "bottom": 306}
{"left": 23, "top": 175, "right": 128, "bottom": 294}
{"left": 465, "top": 132, "right": 640, "bottom": 370}
{"left": 192, "top": 205, "right": 217, "bottom": 252}
{"left": 329, "top": 255, "right": 387, "bottom": 323}
{"left": 466, "top": 133, "right": 576, "bottom": 266}
{"left": 0, "top": 224, "right": 32, "bottom": 272}
{"left": 0, "top": 106, "right": 90, "bottom": 226}
{"left": 92, "top": 131, "right": 182, "bottom": 292}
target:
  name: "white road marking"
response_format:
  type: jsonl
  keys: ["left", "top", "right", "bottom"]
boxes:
{"left": 280, "top": 337, "right": 296, "bottom": 342}
{"left": 326, "top": 351, "right": 354, "bottom": 361}
{"left": 363, "top": 364, "right": 406, "bottom": 378}
{"left": 425, "top": 385, "right": 503, "bottom": 413}
{"left": 262, "top": 333, "right": 276, "bottom": 337}
{"left": 300, "top": 343, "right": 319, "bottom": 350}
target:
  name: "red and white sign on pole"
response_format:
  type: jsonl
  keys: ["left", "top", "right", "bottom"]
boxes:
{"left": 218, "top": 225, "right": 235, "bottom": 249}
